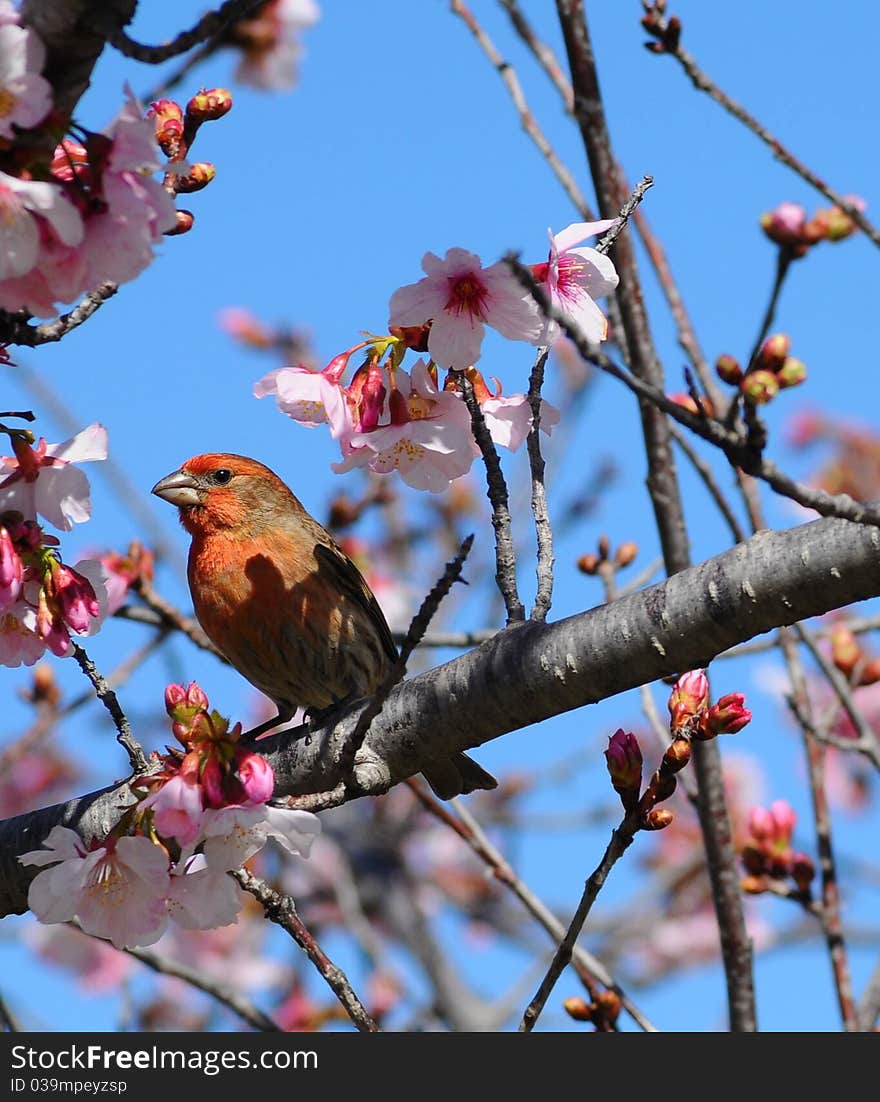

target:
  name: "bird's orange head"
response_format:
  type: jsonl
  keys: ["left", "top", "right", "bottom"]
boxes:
{"left": 152, "top": 453, "right": 303, "bottom": 537}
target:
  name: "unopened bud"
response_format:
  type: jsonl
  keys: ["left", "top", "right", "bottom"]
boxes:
{"left": 830, "top": 626, "right": 861, "bottom": 677}
{"left": 595, "top": 991, "right": 622, "bottom": 1025}
{"left": 605, "top": 728, "right": 643, "bottom": 812}
{"left": 30, "top": 663, "right": 61, "bottom": 707}
{"left": 165, "top": 209, "right": 195, "bottom": 236}
{"left": 859, "top": 656, "right": 880, "bottom": 685}
{"left": 642, "top": 808, "right": 674, "bottom": 831}
{"left": 760, "top": 202, "right": 807, "bottom": 247}
{"left": 662, "top": 737, "right": 692, "bottom": 773}
{"left": 186, "top": 87, "right": 233, "bottom": 123}
{"left": 741, "top": 874, "right": 767, "bottom": 895}
{"left": 148, "top": 99, "right": 185, "bottom": 156}
{"left": 174, "top": 162, "right": 216, "bottom": 193}
{"left": 597, "top": 534, "right": 611, "bottom": 561}
{"left": 741, "top": 369, "right": 779, "bottom": 405}
{"left": 651, "top": 772, "right": 677, "bottom": 803}
{"left": 704, "top": 692, "right": 751, "bottom": 736}
{"left": 757, "top": 334, "right": 790, "bottom": 371}
{"left": 668, "top": 669, "right": 709, "bottom": 730}
{"left": 577, "top": 553, "right": 600, "bottom": 575}
{"left": 563, "top": 997, "right": 593, "bottom": 1022}
{"left": 790, "top": 852, "right": 816, "bottom": 892}
{"left": 614, "top": 541, "right": 638, "bottom": 568}
{"left": 715, "top": 354, "right": 743, "bottom": 385}
{"left": 776, "top": 357, "right": 807, "bottom": 389}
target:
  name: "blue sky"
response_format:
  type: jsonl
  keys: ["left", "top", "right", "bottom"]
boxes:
{"left": 2, "top": 0, "right": 880, "bottom": 1032}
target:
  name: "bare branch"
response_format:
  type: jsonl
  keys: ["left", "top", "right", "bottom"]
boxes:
{"left": 234, "top": 869, "right": 378, "bottom": 1032}
{"left": 70, "top": 642, "right": 148, "bottom": 774}
{"left": 107, "top": 0, "right": 261, "bottom": 63}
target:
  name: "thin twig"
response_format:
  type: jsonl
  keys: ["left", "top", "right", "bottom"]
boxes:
{"left": 342, "top": 534, "right": 474, "bottom": 777}
{"left": 746, "top": 249, "right": 793, "bottom": 370}
{"left": 450, "top": 0, "right": 595, "bottom": 219}
{"left": 594, "top": 176, "right": 654, "bottom": 256}
{"left": 140, "top": 40, "right": 219, "bottom": 103}
{"left": 631, "top": 204, "right": 721, "bottom": 410}
{"left": 0, "top": 630, "right": 169, "bottom": 773}
{"left": 70, "top": 643, "right": 148, "bottom": 774}
{"left": 0, "top": 283, "right": 118, "bottom": 347}
{"left": 782, "top": 634, "right": 860, "bottom": 1031}
{"left": 125, "top": 942, "right": 281, "bottom": 1032}
{"left": 526, "top": 348, "right": 554, "bottom": 621}
{"left": 107, "top": 0, "right": 261, "bottom": 63}
{"left": 498, "top": 0, "right": 574, "bottom": 109}
{"left": 407, "top": 780, "right": 658, "bottom": 1032}
{"left": 131, "top": 580, "right": 227, "bottom": 659}
{"left": 793, "top": 623, "right": 880, "bottom": 769}
{"left": 504, "top": 252, "right": 880, "bottom": 529}
{"left": 455, "top": 370, "right": 524, "bottom": 623}
{"left": 519, "top": 814, "right": 638, "bottom": 1031}
{"left": 645, "top": 11, "right": 880, "bottom": 250}
{"left": 669, "top": 423, "right": 746, "bottom": 543}
{"left": 234, "top": 869, "right": 379, "bottom": 1032}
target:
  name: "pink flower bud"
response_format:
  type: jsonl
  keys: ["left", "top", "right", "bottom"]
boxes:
{"left": 790, "top": 851, "right": 815, "bottom": 891}
{"left": 760, "top": 202, "right": 807, "bottom": 246}
{"left": 201, "top": 755, "right": 225, "bottom": 808}
{"left": 164, "top": 683, "right": 188, "bottom": 714}
{"left": 705, "top": 692, "right": 751, "bottom": 735}
{"left": 186, "top": 88, "right": 233, "bottom": 122}
{"left": 668, "top": 670, "right": 709, "bottom": 730}
{"left": 770, "top": 800, "right": 796, "bottom": 845}
{"left": 748, "top": 806, "right": 773, "bottom": 842}
{"left": 185, "top": 682, "right": 209, "bottom": 711}
{"left": 604, "top": 728, "right": 642, "bottom": 810}
{"left": 234, "top": 748, "right": 275, "bottom": 805}
{"left": 48, "top": 563, "right": 100, "bottom": 634}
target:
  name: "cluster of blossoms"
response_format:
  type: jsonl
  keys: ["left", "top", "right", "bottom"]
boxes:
{"left": 0, "top": 424, "right": 109, "bottom": 665}
{"left": 605, "top": 670, "right": 751, "bottom": 828}
{"left": 760, "top": 197, "right": 866, "bottom": 257}
{"left": 740, "top": 800, "right": 815, "bottom": 897}
{"left": 21, "top": 682, "right": 320, "bottom": 950}
{"left": 256, "top": 220, "right": 618, "bottom": 491}
{"left": 714, "top": 333, "right": 807, "bottom": 407}
{"left": 0, "top": 1, "right": 231, "bottom": 318}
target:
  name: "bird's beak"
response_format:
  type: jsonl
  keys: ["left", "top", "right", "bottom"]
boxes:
{"left": 151, "top": 469, "right": 201, "bottom": 508}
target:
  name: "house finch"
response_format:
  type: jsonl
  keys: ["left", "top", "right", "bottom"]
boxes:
{"left": 152, "top": 453, "right": 496, "bottom": 799}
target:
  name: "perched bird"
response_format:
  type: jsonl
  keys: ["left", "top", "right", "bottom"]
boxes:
{"left": 152, "top": 453, "right": 496, "bottom": 799}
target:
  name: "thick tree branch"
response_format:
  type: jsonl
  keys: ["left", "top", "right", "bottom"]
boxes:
{"left": 5, "top": 509, "right": 880, "bottom": 917}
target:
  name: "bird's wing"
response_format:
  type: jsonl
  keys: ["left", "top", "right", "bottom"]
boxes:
{"left": 314, "top": 542, "right": 399, "bottom": 664}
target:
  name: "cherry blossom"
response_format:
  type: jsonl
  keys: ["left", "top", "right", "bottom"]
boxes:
{"left": 21, "top": 827, "right": 170, "bottom": 950}
{"left": 0, "top": 423, "right": 108, "bottom": 531}
{"left": 334, "top": 360, "right": 475, "bottom": 491}
{"left": 532, "top": 220, "right": 619, "bottom": 345}
{"left": 0, "top": 19, "right": 52, "bottom": 140}
{"left": 0, "top": 172, "right": 83, "bottom": 284}
{"left": 255, "top": 362, "right": 348, "bottom": 428}
{"left": 389, "top": 248, "right": 541, "bottom": 369}
{"left": 167, "top": 861, "right": 245, "bottom": 930}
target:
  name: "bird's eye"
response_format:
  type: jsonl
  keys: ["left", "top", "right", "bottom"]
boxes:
{"left": 212, "top": 468, "right": 233, "bottom": 485}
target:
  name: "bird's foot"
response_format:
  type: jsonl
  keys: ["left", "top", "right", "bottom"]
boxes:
{"left": 241, "top": 711, "right": 293, "bottom": 744}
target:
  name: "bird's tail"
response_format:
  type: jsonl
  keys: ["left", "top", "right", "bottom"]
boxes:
{"left": 421, "top": 752, "right": 497, "bottom": 801}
